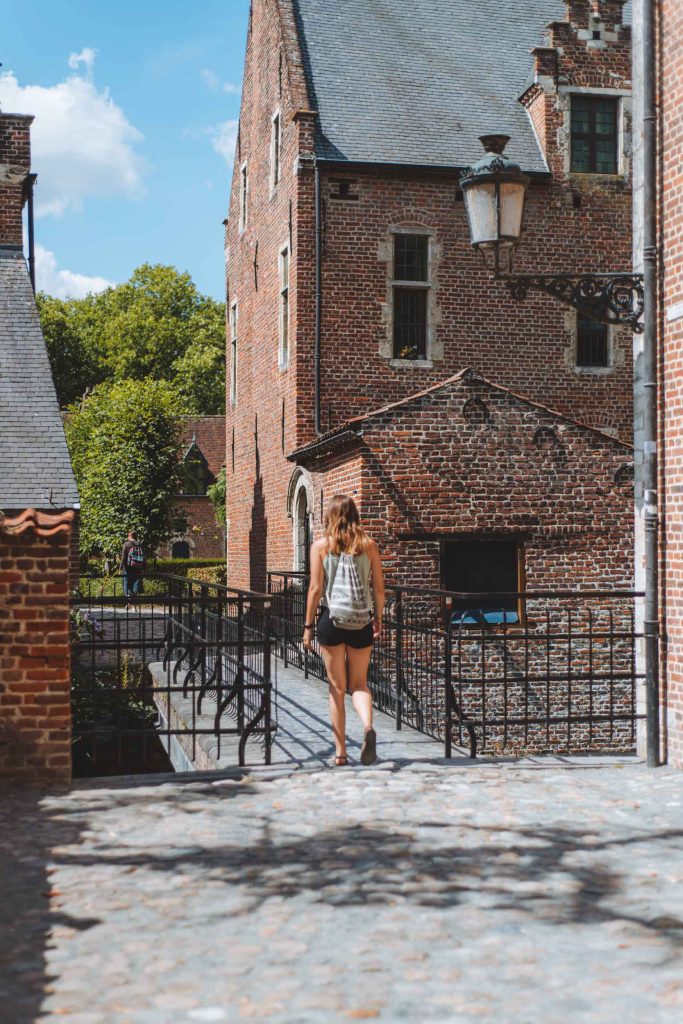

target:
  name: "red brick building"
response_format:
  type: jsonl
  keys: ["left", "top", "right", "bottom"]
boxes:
{"left": 225, "top": 0, "right": 634, "bottom": 593}
{"left": 162, "top": 416, "right": 226, "bottom": 560}
{"left": 0, "top": 113, "right": 79, "bottom": 786}
{"left": 652, "top": 0, "right": 683, "bottom": 768}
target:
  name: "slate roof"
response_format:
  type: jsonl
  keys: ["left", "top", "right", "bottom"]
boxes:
{"left": 292, "top": 0, "right": 630, "bottom": 173}
{"left": 0, "top": 248, "right": 79, "bottom": 511}
{"left": 290, "top": 368, "right": 633, "bottom": 463}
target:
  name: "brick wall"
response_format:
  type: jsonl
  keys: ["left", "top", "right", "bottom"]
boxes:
{"left": 300, "top": 373, "right": 634, "bottom": 591}
{"left": 0, "top": 113, "right": 32, "bottom": 247}
{"left": 660, "top": 0, "right": 683, "bottom": 769}
{"left": 225, "top": 0, "right": 634, "bottom": 589}
{"left": 0, "top": 510, "right": 74, "bottom": 787}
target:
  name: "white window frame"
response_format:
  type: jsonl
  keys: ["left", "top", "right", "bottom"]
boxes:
{"left": 239, "top": 162, "right": 248, "bottom": 232}
{"left": 270, "top": 109, "right": 282, "bottom": 193}
{"left": 279, "top": 243, "right": 290, "bottom": 371}
{"left": 230, "top": 302, "right": 238, "bottom": 405}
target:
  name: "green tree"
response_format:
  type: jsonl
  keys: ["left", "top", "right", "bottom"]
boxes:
{"left": 37, "top": 292, "right": 106, "bottom": 406}
{"left": 39, "top": 264, "right": 226, "bottom": 413}
{"left": 207, "top": 467, "right": 226, "bottom": 528}
{"left": 66, "top": 378, "right": 187, "bottom": 558}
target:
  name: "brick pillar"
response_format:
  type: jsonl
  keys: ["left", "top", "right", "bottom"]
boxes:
{"left": 0, "top": 509, "right": 74, "bottom": 787}
{"left": 0, "top": 113, "right": 33, "bottom": 248}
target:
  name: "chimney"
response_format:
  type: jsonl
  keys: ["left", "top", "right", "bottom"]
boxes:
{"left": 0, "top": 112, "right": 34, "bottom": 249}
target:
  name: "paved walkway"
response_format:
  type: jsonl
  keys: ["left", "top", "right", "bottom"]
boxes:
{"left": 2, "top": 752, "right": 682, "bottom": 1024}
{"left": 150, "top": 657, "right": 455, "bottom": 771}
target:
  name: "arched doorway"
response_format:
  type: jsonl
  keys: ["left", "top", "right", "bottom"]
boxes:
{"left": 171, "top": 540, "right": 191, "bottom": 560}
{"left": 295, "top": 487, "right": 310, "bottom": 573}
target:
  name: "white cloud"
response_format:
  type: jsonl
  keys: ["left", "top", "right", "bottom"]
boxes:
{"left": 200, "top": 68, "right": 240, "bottom": 95}
{"left": 68, "top": 47, "right": 98, "bottom": 77}
{"left": 35, "top": 244, "right": 114, "bottom": 299}
{"left": 211, "top": 119, "right": 239, "bottom": 167}
{"left": 0, "top": 57, "right": 146, "bottom": 218}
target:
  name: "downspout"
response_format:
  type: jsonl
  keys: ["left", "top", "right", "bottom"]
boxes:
{"left": 26, "top": 172, "right": 37, "bottom": 293}
{"left": 642, "top": 0, "right": 660, "bottom": 766}
{"left": 314, "top": 159, "right": 322, "bottom": 435}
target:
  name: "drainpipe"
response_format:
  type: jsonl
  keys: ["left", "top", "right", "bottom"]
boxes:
{"left": 25, "top": 173, "right": 37, "bottom": 293}
{"left": 314, "top": 160, "right": 322, "bottom": 435}
{"left": 642, "top": 0, "right": 659, "bottom": 767}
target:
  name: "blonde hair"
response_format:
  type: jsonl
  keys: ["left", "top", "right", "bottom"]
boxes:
{"left": 324, "top": 494, "right": 370, "bottom": 556}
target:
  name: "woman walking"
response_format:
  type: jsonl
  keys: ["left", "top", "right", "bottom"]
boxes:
{"left": 302, "top": 495, "right": 385, "bottom": 766}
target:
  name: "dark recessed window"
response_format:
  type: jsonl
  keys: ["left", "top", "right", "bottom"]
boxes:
{"left": 571, "top": 96, "right": 618, "bottom": 174}
{"left": 393, "top": 234, "right": 430, "bottom": 360}
{"left": 395, "top": 234, "right": 428, "bottom": 282}
{"left": 577, "top": 315, "right": 609, "bottom": 368}
{"left": 442, "top": 540, "right": 522, "bottom": 625}
{"left": 180, "top": 448, "right": 212, "bottom": 496}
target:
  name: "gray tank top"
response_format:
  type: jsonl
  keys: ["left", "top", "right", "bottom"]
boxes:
{"left": 322, "top": 551, "right": 373, "bottom": 610}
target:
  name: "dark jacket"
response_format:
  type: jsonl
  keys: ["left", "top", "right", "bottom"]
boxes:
{"left": 120, "top": 539, "right": 144, "bottom": 572}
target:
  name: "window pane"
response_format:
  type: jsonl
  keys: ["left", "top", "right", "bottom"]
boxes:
{"left": 571, "top": 140, "right": 591, "bottom": 173}
{"left": 394, "top": 234, "right": 429, "bottom": 281}
{"left": 393, "top": 288, "right": 427, "bottom": 359}
{"left": 571, "top": 96, "right": 617, "bottom": 174}
{"left": 442, "top": 541, "right": 520, "bottom": 623}
{"left": 577, "top": 316, "right": 609, "bottom": 367}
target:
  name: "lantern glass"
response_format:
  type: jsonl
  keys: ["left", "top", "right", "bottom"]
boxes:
{"left": 463, "top": 181, "right": 499, "bottom": 247}
{"left": 499, "top": 181, "right": 526, "bottom": 241}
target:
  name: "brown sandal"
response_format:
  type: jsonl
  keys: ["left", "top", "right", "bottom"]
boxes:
{"left": 333, "top": 755, "right": 349, "bottom": 767}
{"left": 360, "top": 728, "right": 377, "bottom": 766}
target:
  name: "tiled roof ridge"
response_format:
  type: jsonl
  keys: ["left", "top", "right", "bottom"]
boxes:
{"left": 0, "top": 508, "right": 75, "bottom": 538}
{"left": 292, "top": 367, "right": 633, "bottom": 456}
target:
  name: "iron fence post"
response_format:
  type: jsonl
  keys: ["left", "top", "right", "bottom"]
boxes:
{"left": 444, "top": 624, "right": 453, "bottom": 758}
{"left": 263, "top": 601, "right": 273, "bottom": 766}
{"left": 237, "top": 593, "right": 245, "bottom": 733}
{"left": 395, "top": 590, "right": 403, "bottom": 731}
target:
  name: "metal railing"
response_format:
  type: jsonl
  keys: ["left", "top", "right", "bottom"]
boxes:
{"left": 267, "top": 572, "right": 645, "bottom": 758}
{"left": 71, "top": 574, "right": 275, "bottom": 776}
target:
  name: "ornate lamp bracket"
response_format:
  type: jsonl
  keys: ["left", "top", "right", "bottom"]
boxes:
{"left": 500, "top": 272, "right": 644, "bottom": 333}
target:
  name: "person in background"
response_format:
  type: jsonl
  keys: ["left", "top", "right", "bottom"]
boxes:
{"left": 120, "top": 530, "right": 145, "bottom": 602}
{"left": 303, "top": 494, "right": 385, "bottom": 766}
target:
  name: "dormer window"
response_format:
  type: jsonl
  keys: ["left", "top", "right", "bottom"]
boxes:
{"left": 179, "top": 442, "right": 212, "bottom": 496}
{"left": 571, "top": 96, "right": 618, "bottom": 174}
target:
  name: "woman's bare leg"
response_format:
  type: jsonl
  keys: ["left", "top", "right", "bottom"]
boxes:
{"left": 346, "top": 645, "right": 374, "bottom": 732}
{"left": 320, "top": 643, "right": 348, "bottom": 758}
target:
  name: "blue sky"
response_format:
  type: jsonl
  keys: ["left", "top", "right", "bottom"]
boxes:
{"left": 0, "top": 0, "right": 250, "bottom": 300}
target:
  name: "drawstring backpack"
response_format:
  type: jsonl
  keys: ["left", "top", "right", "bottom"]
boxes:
{"left": 325, "top": 553, "right": 372, "bottom": 630}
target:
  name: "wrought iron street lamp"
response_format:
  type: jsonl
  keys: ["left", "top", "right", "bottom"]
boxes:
{"left": 460, "top": 134, "right": 644, "bottom": 333}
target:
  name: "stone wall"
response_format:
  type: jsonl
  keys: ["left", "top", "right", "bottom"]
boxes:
{"left": 0, "top": 510, "right": 74, "bottom": 787}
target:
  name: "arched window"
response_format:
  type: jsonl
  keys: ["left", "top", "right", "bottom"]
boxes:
{"left": 295, "top": 487, "right": 310, "bottom": 573}
{"left": 179, "top": 440, "right": 212, "bottom": 496}
{"left": 172, "top": 540, "right": 191, "bottom": 559}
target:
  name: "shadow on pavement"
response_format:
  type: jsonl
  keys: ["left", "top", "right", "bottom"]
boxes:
{"left": 0, "top": 790, "right": 99, "bottom": 1024}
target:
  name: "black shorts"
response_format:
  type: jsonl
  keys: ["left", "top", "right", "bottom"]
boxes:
{"left": 316, "top": 607, "right": 374, "bottom": 649}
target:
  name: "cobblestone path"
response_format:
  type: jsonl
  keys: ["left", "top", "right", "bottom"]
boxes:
{"left": 2, "top": 755, "right": 682, "bottom": 1024}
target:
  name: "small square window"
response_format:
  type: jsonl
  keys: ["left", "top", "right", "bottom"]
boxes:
{"left": 577, "top": 315, "right": 609, "bottom": 368}
{"left": 394, "top": 234, "right": 429, "bottom": 282}
{"left": 442, "top": 540, "right": 522, "bottom": 626}
{"left": 571, "top": 96, "right": 618, "bottom": 174}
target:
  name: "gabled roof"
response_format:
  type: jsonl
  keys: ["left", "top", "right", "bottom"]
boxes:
{"left": 291, "top": 0, "right": 630, "bottom": 173}
{"left": 0, "top": 248, "right": 79, "bottom": 511}
{"left": 289, "top": 368, "right": 633, "bottom": 463}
